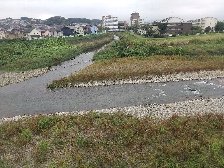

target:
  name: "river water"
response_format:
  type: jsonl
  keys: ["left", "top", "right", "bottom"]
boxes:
{"left": 0, "top": 51, "right": 224, "bottom": 118}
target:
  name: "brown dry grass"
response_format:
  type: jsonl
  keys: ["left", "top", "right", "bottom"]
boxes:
{"left": 1, "top": 113, "right": 224, "bottom": 167}
{"left": 49, "top": 55, "right": 224, "bottom": 89}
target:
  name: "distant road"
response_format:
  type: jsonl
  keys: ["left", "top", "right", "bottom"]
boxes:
{"left": 0, "top": 52, "right": 224, "bottom": 118}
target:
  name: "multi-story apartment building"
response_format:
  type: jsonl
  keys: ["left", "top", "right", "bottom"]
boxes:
{"left": 102, "top": 15, "right": 119, "bottom": 32}
{"left": 188, "top": 17, "right": 218, "bottom": 31}
{"left": 130, "top": 13, "right": 144, "bottom": 26}
{"left": 118, "top": 21, "right": 128, "bottom": 31}
{"left": 161, "top": 17, "right": 192, "bottom": 35}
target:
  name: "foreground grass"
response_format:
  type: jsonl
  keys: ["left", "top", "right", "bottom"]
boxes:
{"left": 0, "top": 34, "right": 113, "bottom": 72}
{"left": 1, "top": 113, "right": 224, "bottom": 167}
{"left": 48, "top": 55, "right": 224, "bottom": 89}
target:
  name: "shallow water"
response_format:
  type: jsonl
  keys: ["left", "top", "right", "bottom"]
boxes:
{"left": 0, "top": 51, "right": 224, "bottom": 118}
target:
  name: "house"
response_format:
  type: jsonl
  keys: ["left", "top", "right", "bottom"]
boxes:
{"left": 85, "top": 25, "right": 98, "bottom": 34}
{"left": 90, "top": 25, "right": 98, "bottom": 34}
{"left": 0, "top": 30, "right": 6, "bottom": 39}
{"left": 5, "top": 29, "right": 25, "bottom": 39}
{"left": 61, "top": 26, "right": 74, "bottom": 37}
{"left": 74, "top": 26, "right": 85, "bottom": 36}
{"left": 77, "top": 26, "right": 84, "bottom": 36}
{"left": 49, "top": 28, "right": 63, "bottom": 38}
{"left": 27, "top": 28, "right": 42, "bottom": 40}
{"left": 41, "top": 30, "right": 51, "bottom": 37}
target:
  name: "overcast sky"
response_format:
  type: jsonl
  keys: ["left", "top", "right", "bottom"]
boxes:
{"left": 0, "top": 0, "right": 223, "bottom": 22}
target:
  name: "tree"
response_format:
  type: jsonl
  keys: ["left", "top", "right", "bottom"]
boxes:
{"left": 191, "top": 26, "right": 203, "bottom": 34}
{"left": 158, "top": 23, "right": 167, "bottom": 35}
{"left": 204, "top": 26, "right": 212, "bottom": 33}
{"left": 20, "top": 17, "right": 31, "bottom": 21}
{"left": 129, "top": 25, "right": 139, "bottom": 33}
{"left": 141, "top": 25, "right": 156, "bottom": 37}
{"left": 45, "top": 16, "right": 67, "bottom": 26}
{"left": 215, "top": 21, "right": 224, "bottom": 32}
{"left": 44, "top": 16, "right": 101, "bottom": 26}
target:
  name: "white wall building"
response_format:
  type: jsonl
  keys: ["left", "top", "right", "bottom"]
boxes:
{"left": 74, "top": 25, "right": 85, "bottom": 36}
{"left": 0, "top": 31, "right": 6, "bottom": 39}
{"left": 41, "top": 30, "right": 51, "bottom": 37}
{"left": 68, "top": 25, "right": 85, "bottom": 36}
{"left": 188, "top": 17, "right": 218, "bottom": 31}
{"left": 161, "top": 17, "right": 184, "bottom": 23}
{"left": 51, "top": 31, "right": 63, "bottom": 37}
{"left": 27, "top": 28, "right": 42, "bottom": 40}
{"left": 102, "top": 15, "right": 119, "bottom": 32}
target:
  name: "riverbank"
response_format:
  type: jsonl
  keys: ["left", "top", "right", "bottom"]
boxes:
{"left": 1, "top": 97, "right": 224, "bottom": 167}
{"left": 0, "top": 68, "right": 49, "bottom": 87}
{"left": 49, "top": 69, "right": 224, "bottom": 88}
{"left": 1, "top": 96, "right": 224, "bottom": 123}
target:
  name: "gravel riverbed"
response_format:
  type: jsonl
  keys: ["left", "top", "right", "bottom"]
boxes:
{"left": 71, "top": 70, "right": 224, "bottom": 87}
{"left": 1, "top": 96, "right": 223, "bottom": 124}
{"left": 0, "top": 68, "right": 49, "bottom": 87}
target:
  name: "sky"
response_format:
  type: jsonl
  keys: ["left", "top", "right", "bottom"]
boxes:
{"left": 0, "top": 0, "right": 224, "bottom": 22}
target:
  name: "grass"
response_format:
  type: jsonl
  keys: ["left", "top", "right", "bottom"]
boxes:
{"left": 93, "top": 33, "right": 224, "bottom": 61}
{"left": 1, "top": 113, "right": 224, "bottom": 167}
{"left": 48, "top": 33, "right": 224, "bottom": 89}
{"left": 48, "top": 55, "right": 224, "bottom": 89}
{"left": 0, "top": 34, "right": 113, "bottom": 72}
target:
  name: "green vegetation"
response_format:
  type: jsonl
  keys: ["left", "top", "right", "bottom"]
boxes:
{"left": 44, "top": 16, "right": 101, "bottom": 26}
{"left": 215, "top": 21, "right": 224, "bottom": 32}
{"left": 49, "top": 33, "right": 224, "bottom": 89}
{"left": 0, "top": 34, "right": 113, "bottom": 71}
{"left": 94, "top": 33, "right": 224, "bottom": 61}
{"left": 1, "top": 113, "right": 224, "bottom": 167}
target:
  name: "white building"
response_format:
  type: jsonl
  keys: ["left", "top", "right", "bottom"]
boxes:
{"left": 50, "top": 30, "right": 63, "bottom": 38}
{"left": 27, "top": 28, "right": 42, "bottom": 40}
{"left": 74, "top": 25, "right": 85, "bottom": 36}
{"left": 188, "top": 17, "right": 218, "bottom": 31}
{"left": 161, "top": 17, "right": 184, "bottom": 23}
{"left": 0, "top": 31, "right": 6, "bottom": 39}
{"left": 102, "top": 15, "right": 119, "bottom": 32}
{"left": 41, "top": 30, "right": 51, "bottom": 37}
{"left": 68, "top": 25, "right": 85, "bottom": 36}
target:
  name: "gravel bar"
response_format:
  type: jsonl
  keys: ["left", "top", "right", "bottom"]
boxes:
{"left": 0, "top": 68, "right": 49, "bottom": 87}
{"left": 70, "top": 70, "right": 224, "bottom": 88}
{"left": 1, "top": 96, "right": 224, "bottom": 124}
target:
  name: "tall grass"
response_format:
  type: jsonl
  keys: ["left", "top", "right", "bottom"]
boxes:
{"left": 93, "top": 33, "right": 224, "bottom": 61}
{"left": 0, "top": 34, "right": 113, "bottom": 72}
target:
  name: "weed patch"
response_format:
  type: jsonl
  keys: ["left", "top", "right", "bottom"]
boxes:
{"left": 1, "top": 113, "right": 224, "bottom": 167}
{"left": 93, "top": 33, "right": 224, "bottom": 61}
{"left": 0, "top": 34, "right": 113, "bottom": 71}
